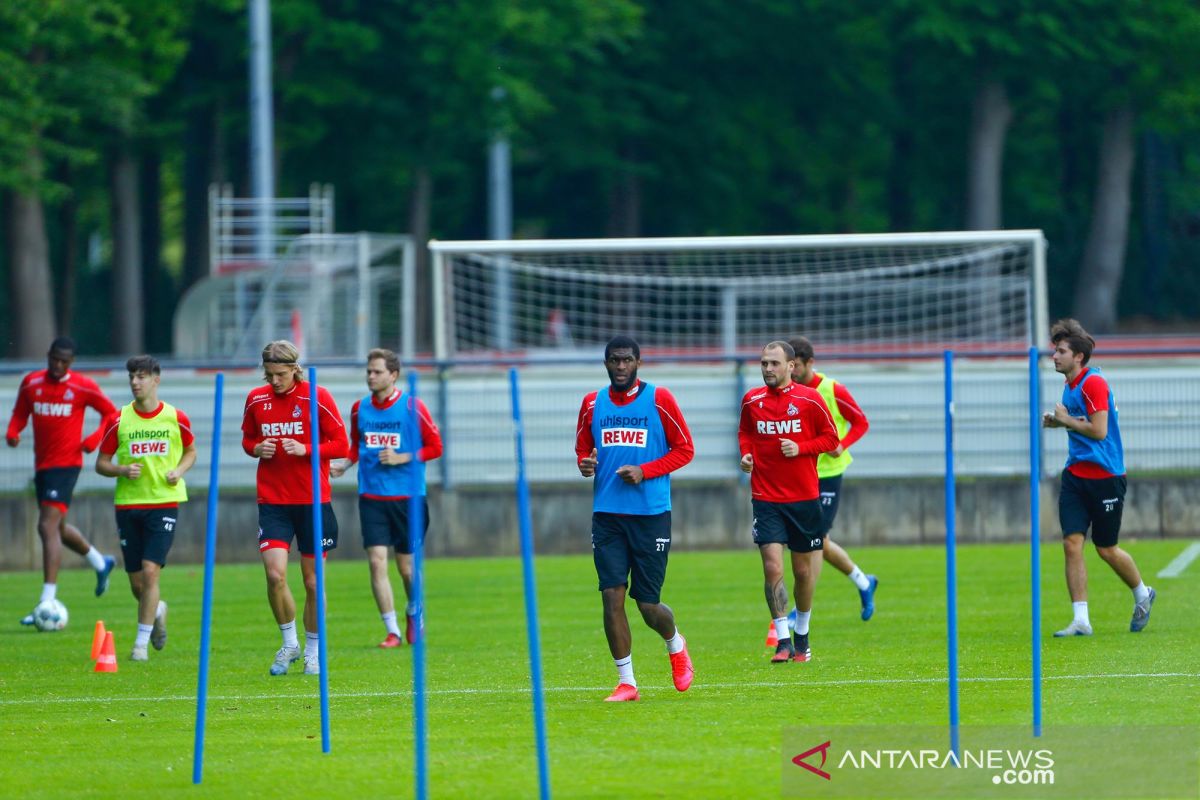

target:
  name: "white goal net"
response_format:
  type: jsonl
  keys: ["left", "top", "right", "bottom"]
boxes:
{"left": 430, "top": 231, "right": 1047, "bottom": 359}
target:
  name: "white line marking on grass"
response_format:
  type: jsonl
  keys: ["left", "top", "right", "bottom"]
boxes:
{"left": 1157, "top": 542, "right": 1200, "bottom": 578}
{"left": 3, "top": 672, "right": 1198, "bottom": 706}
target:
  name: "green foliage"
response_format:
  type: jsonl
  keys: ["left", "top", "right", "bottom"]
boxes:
{"left": 0, "top": 542, "right": 1196, "bottom": 797}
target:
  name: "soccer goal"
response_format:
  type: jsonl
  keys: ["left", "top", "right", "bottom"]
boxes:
{"left": 429, "top": 231, "right": 1048, "bottom": 360}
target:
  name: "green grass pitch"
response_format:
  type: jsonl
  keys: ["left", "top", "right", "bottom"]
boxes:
{"left": 1, "top": 540, "right": 1196, "bottom": 799}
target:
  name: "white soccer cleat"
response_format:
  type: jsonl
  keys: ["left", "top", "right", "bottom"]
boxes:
{"left": 303, "top": 652, "right": 320, "bottom": 676}
{"left": 130, "top": 644, "right": 149, "bottom": 662}
{"left": 269, "top": 645, "right": 301, "bottom": 676}
{"left": 1053, "top": 620, "right": 1093, "bottom": 637}
{"left": 151, "top": 601, "right": 168, "bottom": 650}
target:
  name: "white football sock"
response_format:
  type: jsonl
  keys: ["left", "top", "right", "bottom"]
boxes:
{"left": 382, "top": 611, "right": 401, "bottom": 636}
{"left": 1133, "top": 583, "right": 1150, "bottom": 603}
{"left": 85, "top": 547, "right": 107, "bottom": 571}
{"left": 135, "top": 623, "right": 153, "bottom": 647}
{"left": 793, "top": 610, "right": 812, "bottom": 636}
{"left": 40, "top": 583, "right": 57, "bottom": 603}
{"left": 305, "top": 631, "right": 319, "bottom": 657}
{"left": 773, "top": 616, "right": 791, "bottom": 642}
{"left": 280, "top": 620, "right": 300, "bottom": 649}
{"left": 847, "top": 566, "right": 871, "bottom": 591}
{"left": 614, "top": 655, "right": 635, "bottom": 687}
{"left": 1072, "top": 601, "right": 1090, "bottom": 626}
{"left": 665, "top": 629, "right": 685, "bottom": 654}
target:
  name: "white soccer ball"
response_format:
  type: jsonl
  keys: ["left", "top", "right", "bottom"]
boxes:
{"left": 33, "top": 599, "right": 69, "bottom": 632}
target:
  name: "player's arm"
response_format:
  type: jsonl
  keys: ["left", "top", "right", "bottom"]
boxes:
{"left": 635, "top": 387, "right": 694, "bottom": 482}
{"left": 95, "top": 413, "right": 138, "bottom": 478}
{"left": 415, "top": 399, "right": 443, "bottom": 462}
{"left": 6, "top": 377, "right": 32, "bottom": 446}
{"left": 80, "top": 382, "right": 119, "bottom": 453}
{"left": 332, "top": 400, "right": 360, "bottom": 477}
{"left": 316, "top": 390, "right": 349, "bottom": 460}
{"left": 575, "top": 394, "right": 597, "bottom": 477}
{"left": 832, "top": 383, "right": 869, "bottom": 453}
{"left": 1048, "top": 375, "right": 1109, "bottom": 440}
{"left": 737, "top": 401, "right": 755, "bottom": 472}
{"left": 166, "top": 410, "right": 198, "bottom": 484}
{"left": 792, "top": 399, "right": 839, "bottom": 455}
{"left": 242, "top": 400, "right": 275, "bottom": 458}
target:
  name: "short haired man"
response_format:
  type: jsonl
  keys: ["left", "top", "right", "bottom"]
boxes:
{"left": 332, "top": 348, "right": 443, "bottom": 647}
{"left": 96, "top": 356, "right": 196, "bottom": 661}
{"left": 740, "top": 340, "right": 839, "bottom": 663}
{"left": 1043, "top": 319, "right": 1154, "bottom": 636}
{"left": 780, "top": 336, "right": 877, "bottom": 631}
{"left": 575, "top": 335, "right": 695, "bottom": 701}
{"left": 242, "top": 340, "right": 349, "bottom": 675}
{"left": 7, "top": 337, "right": 118, "bottom": 625}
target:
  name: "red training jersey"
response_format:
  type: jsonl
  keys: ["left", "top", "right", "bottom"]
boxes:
{"left": 99, "top": 402, "right": 196, "bottom": 509}
{"left": 574, "top": 381, "right": 694, "bottom": 479}
{"left": 738, "top": 382, "right": 839, "bottom": 503}
{"left": 241, "top": 380, "right": 348, "bottom": 504}
{"left": 803, "top": 373, "right": 870, "bottom": 451}
{"left": 6, "top": 369, "right": 117, "bottom": 470}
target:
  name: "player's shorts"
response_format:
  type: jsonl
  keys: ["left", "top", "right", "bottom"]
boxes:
{"left": 752, "top": 498, "right": 825, "bottom": 553}
{"left": 34, "top": 467, "right": 81, "bottom": 513}
{"left": 1059, "top": 470, "right": 1126, "bottom": 548}
{"left": 592, "top": 511, "right": 671, "bottom": 605}
{"left": 116, "top": 506, "right": 178, "bottom": 570}
{"left": 359, "top": 496, "right": 429, "bottom": 553}
{"left": 257, "top": 502, "right": 339, "bottom": 557}
{"left": 816, "top": 473, "right": 844, "bottom": 536}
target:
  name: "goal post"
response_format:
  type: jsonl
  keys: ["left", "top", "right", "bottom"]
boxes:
{"left": 429, "top": 231, "right": 1048, "bottom": 361}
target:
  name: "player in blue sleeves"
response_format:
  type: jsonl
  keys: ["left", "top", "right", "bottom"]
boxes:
{"left": 574, "top": 335, "right": 695, "bottom": 702}
{"left": 332, "top": 348, "right": 443, "bottom": 647}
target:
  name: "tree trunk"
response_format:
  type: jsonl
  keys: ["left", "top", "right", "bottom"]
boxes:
{"left": 141, "top": 150, "right": 169, "bottom": 352}
{"left": 111, "top": 147, "right": 144, "bottom": 353}
{"left": 183, "top": 100, "right": 220, "bottom": 290}
{"left": 887, "top": 50, "right": 915, "bottom": 231}
{"left": 408, "top": 164, "right": 432, "bottom": 351}
{"left": 605, "top": 160, "right": 642, "bottom": 238}
{"left": 965, "top": 78, "right": 1012, "bottom": 230}
{"left": 56, "top": 163, "right": 79, "bottom": 336}
{"left": 5, "top": 184, "right": 57, "bottom": 357}
{"left": 1072, "top": 104, "right": 1136, "bottom": 334}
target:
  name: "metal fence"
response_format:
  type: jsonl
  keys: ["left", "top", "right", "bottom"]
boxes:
{"left": 1, "top": 354, "right": 1198, "bottom": 496}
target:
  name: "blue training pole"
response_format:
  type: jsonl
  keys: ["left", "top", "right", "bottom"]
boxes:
{"left": 1029, "top": 347, "right": 1043, "bottom": 737}
{"left": 943, "top": 351, "right": 960, "bottom": 756}
{"left": 509, "top": 368, "right": 552, "bottom": 800}
{"left": 193, "top": 373, "right": 224, "bottom": 784}
{"left": 408, "top": 372, "right": 428, "bottom": 800}
{"left": 308, "top": 367, "right": 331, "bottom": 753}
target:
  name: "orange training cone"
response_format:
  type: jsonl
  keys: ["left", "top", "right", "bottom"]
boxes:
{"left": 91, "top": 620, "right": 107, "bottom": 661}
{"left": 94, "top": 631, "right": 118, "bottom": 673}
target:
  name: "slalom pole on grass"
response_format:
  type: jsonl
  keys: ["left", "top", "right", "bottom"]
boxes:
{"left": 509, "top": 368, "right": 552, "bottom": 800}
{"left": 308, "top": 367, "right": 331, "bottom": 753}
{"left": 943, "top": 350, "right": 960, "bottom": 757}
{"left": 193, "top": 372, "right": 224, "bottom": 784}
{"left": 1029, "top": 346, "right": 1043, "bottom": 737}
{"left": 408, "top": 372, "right": 429, "bottom": 800}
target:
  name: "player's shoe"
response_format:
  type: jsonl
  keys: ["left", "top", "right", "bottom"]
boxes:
{"left": 378, "top": 633, "right": 403, "bottom": 648}
{"left": 1130, "top": 587, "right": 1156, "bottom": 633}
{"left": 603, "top": 683, "right": 639, "bottom": 702}
{"left": 95, "top": 555, "right": 117, "bottom": 597}
{"left": 150, "top": 601, "right": 168, "bottom": 650}
{"left": 793, "top": 633, "right": 812, "bottom": 662}
{"left": 269, "top": 645, "right": 301, "bottom": 676}
{"left": 304, "top": 652, "right": 320, "bottom": 675}
{"left": 765, "top": 623, "right": 778, "bottom": 648}
{"left": 130, "top": 644, "right": 149, "bottom": 662}
{"left": 1052, "top": 620, "right": 1093, "bottom": 637}
{"left": 859, "top": 575, "right": 879, "bottom": 621}
{"left": 771, "top": 638, "right": 795, "bottom": 663}
{"left": 19, "top": 609, "right": 35, "bottom": 626}
{"left": 669, "top": 636, "right": 694, "bottom": 692}
{"left": 405, "top": 612, "right": 423, "bottom": 644}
